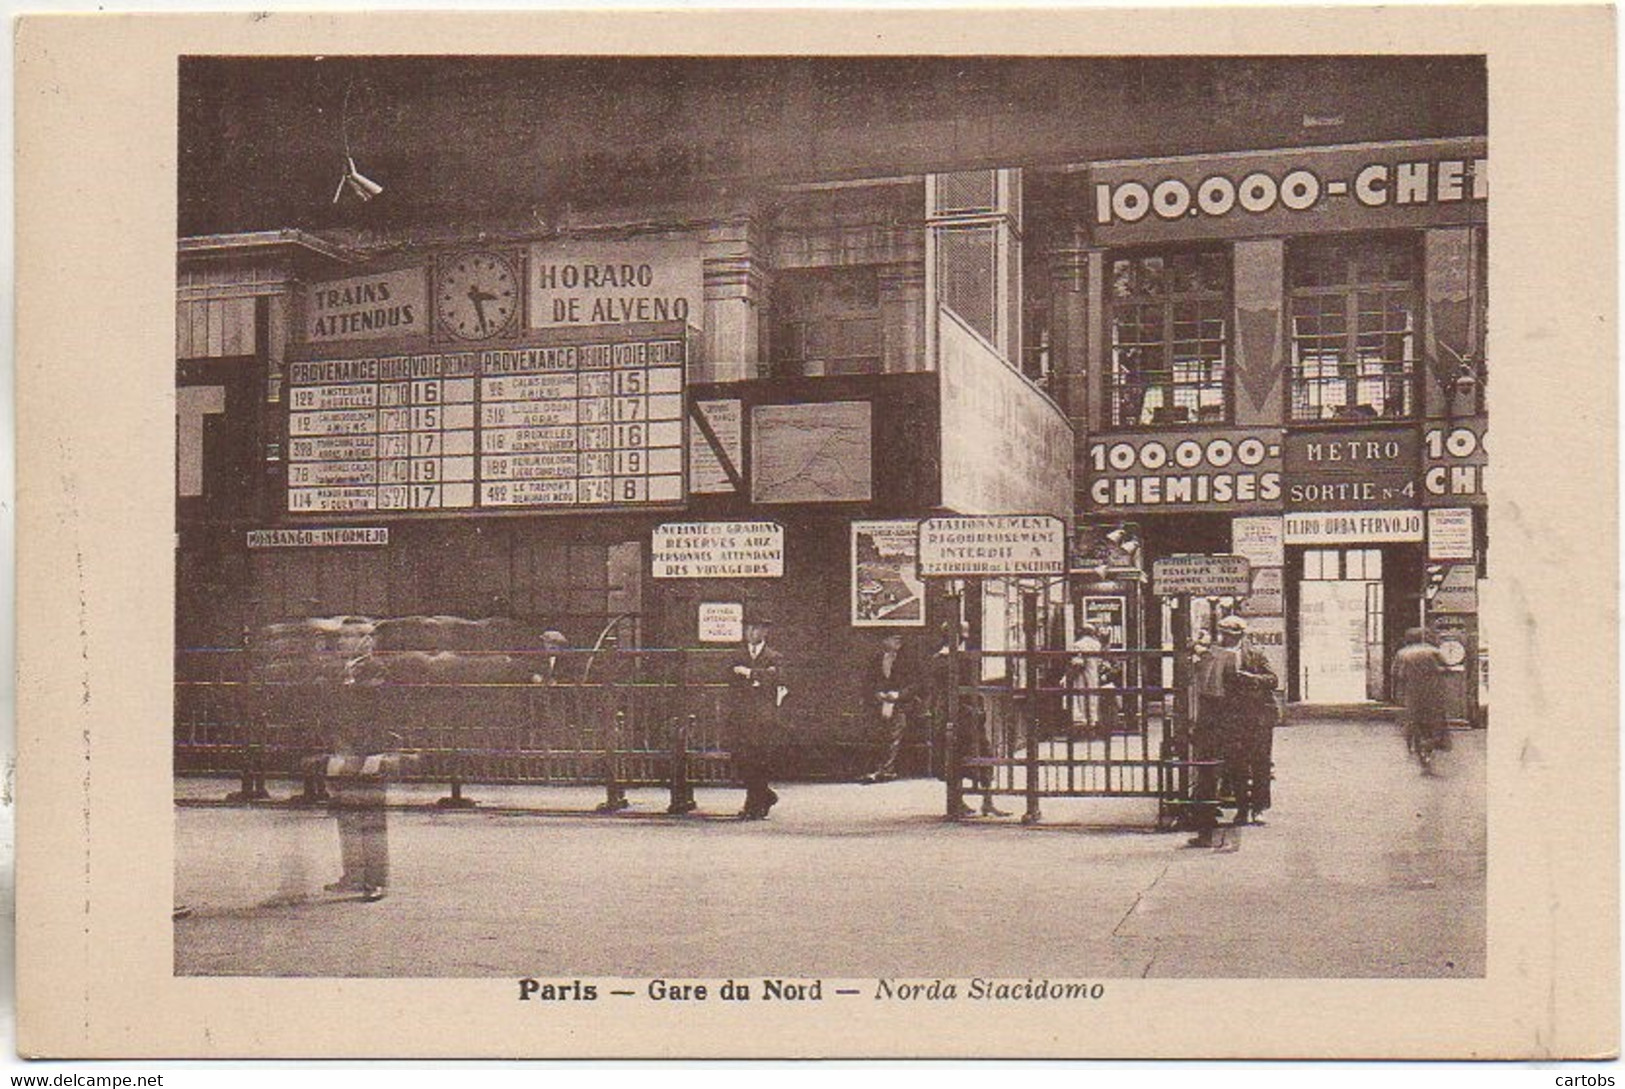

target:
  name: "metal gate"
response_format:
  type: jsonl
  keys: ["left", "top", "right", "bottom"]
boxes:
{"left": 942, "top": 643, "right": 1198, "bottom": 824}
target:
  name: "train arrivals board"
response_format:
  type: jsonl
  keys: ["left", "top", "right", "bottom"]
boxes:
{"left": 285, "top": 334, "right": 686, "bottom": 513}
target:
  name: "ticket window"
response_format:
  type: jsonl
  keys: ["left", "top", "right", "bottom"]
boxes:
{"left": 1297, "top": 547, "right": 1385, "bottom": 703}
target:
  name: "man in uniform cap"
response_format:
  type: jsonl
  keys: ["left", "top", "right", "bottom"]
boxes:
{"left": 725, "top": 615, "right": 786, "bottom": 819}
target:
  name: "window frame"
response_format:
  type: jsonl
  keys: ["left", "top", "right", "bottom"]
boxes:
{"left": 1466, "top": 225, "right": 1487, "bottom": 415}
{"left": 1104, "top": 245, "right": 1233, "bottom": 430}
{"left": 769, "top": 265, "right": 885, "bottom": 378}
{"left": 1287, "top": 232, "right": 1422, "bottom": 424}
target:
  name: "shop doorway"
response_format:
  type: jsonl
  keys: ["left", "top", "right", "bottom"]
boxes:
{"left": 1296, "top": 547, "right": 1385, "bottom": 702}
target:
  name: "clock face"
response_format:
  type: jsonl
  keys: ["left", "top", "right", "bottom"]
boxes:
{"left": 436, "top": 252, "right": 518, "bottom": 340}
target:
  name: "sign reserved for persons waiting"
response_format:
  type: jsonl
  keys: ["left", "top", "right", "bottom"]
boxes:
{"left": 917, "top": 516, "right": 1066, "bottom": 577}
{"left": 651, "top": 522, "right": 784, "bottom": 578}
{"left": 1152, "top": 554, "right": 1252, "bottom": 597}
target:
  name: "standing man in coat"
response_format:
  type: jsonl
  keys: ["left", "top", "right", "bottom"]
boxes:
{"left": 727, "top": 617, "right": 786, "bottom": 819}
{"left": 1185, "top": 615, "right": 1277, "bottom": 846}
{"left": 1215, "top": 615, "right": 1279, "bottom": 826}
{"left": 859, "top": 632, "right": 922, "bottom": 783}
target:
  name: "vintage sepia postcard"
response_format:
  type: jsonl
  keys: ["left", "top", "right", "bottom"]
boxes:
{"left": 14, "top": 6, "right": 1618, "bottom": 1059}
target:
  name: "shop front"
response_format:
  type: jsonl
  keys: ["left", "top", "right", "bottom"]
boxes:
{"left": 1054, "top": 136, "right": 1487, "bottom": 717}
{"left": 1084, "top": 426, "right": 1481, "bottom": 715}
{"left": 1280, "top": 427, "right": 1427, "bottom": 703}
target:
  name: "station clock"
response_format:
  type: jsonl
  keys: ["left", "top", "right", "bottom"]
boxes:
{"left": 435, "top": 250, "right": 519, "bottom": 341}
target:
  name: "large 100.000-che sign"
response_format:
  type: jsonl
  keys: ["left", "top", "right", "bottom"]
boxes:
{"left": 286, "top": 338, "right": 685, "bottom": 513}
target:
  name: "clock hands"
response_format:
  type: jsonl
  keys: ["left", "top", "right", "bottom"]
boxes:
{"left": 466, "top": 284, "right": 499, "bottom": 333}
{"left": 441, "top": 255, "right": 513, "bottom": 339}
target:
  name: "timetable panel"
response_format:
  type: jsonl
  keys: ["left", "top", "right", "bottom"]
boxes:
{"left": 286, "top": 337, "right": 686, "bottom": 513}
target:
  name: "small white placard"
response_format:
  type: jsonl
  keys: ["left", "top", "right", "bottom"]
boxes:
{"left": 698, "top": 603, "right": 744, "bottom": 644}
{"left": 1232, "top": 515, "right": 1285, "bottom": 567}
{"left": 1427, "top": 507, "right": 1476, "bottom": 561}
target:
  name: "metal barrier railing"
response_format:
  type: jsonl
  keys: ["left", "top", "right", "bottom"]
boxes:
{"left": 943, "top": 647, "right": 1212, "bottom": 825}
{"left": 176, "top": 642, "right": 1213, "bottom": 827}
{"left": 175, "top": 646, "right": 736, "bottom": 812}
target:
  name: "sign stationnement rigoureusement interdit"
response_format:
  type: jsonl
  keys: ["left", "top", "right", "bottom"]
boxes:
{"left": 917, "top": 516, "right": 1067, "bottom": 578}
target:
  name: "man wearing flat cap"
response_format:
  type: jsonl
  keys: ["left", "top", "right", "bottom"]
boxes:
{"left": 725, "top": 615, "right": 786, "bottom": 819}
{"left": 1187, "top": 614, "right": 1278, "bottom": 847}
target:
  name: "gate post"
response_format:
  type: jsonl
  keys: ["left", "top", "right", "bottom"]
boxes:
{"left": 436, "top": 779, "right": 477, "bottom": 809}
{"left": 225, "top": 637, "right": 273, "bottom": 803}
{"left": 1020, "top": 584, "right": 1043, "bottom": 825}
{"left": 945, "top": 592, "right": 964, "bottom": 821}
{"left": 1159, "top": 594, "right": 1193, "bottom": 828}
{"left": 668, "top": 713, "right": 698, "bottom": 815}
{"left": 597, "top": 705, "right": 630, "bottom": 812}
{"left": 436, "top": 678, "right": 478, "bottom": 808}
{"left": 1021, "top": 701, "right": 1042, "bottom": 823}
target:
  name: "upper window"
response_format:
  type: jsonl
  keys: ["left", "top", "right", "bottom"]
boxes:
{"left": 1108, "top": 249, "right": 1229, "bottom": 427}
{"left": 770, "top": 267, "right": 883, "bottom": 377}
{"left": 1289, "top": 235, "right": 1419, "bottom": 422}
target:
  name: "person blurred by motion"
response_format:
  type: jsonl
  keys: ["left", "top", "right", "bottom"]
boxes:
{"left": 933, "top": 621, "right": 1010, "bottom": 818}
{"left": 726, "top": 616, "right": 786, "bottom": 819}
{"left": 323, "top": 744, "right": 420, "bottom": 902}
{"left": 1390, "top": 626, "right": 1454, "bottom": 776}
{"left": 321, "top": 657, "right": 422, "bottom": 902}
{"left": 1069, "top": 623, "right": 1106, "bottom": 736}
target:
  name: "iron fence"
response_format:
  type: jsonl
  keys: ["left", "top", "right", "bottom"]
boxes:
{"left": 177, "top": 642, "right": 1213, "bottom": 827}
{"left": 175, "top": 646, "right": 736, "bottom": 812}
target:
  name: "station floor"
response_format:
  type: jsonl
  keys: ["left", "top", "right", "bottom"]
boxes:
{"left": 175, "top": 717, "right": 1485, "bottom": 979}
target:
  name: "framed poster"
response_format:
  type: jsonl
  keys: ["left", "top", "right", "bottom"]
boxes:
{"left": 1080, "top": 595, "right": 1127, "bottom": 649}
{"left": 850, "top": 519, "right": 924, "bottom": 627}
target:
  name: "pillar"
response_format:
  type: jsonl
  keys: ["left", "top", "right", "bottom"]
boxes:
{"left": 878, "top": 262, "right": 927, "bottom": 374}
{"left": 702, "top": 217, "right": 768, "bottom": 384}
{"left": 1232, "top": 239, "right": 1286, "bottom": 427}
